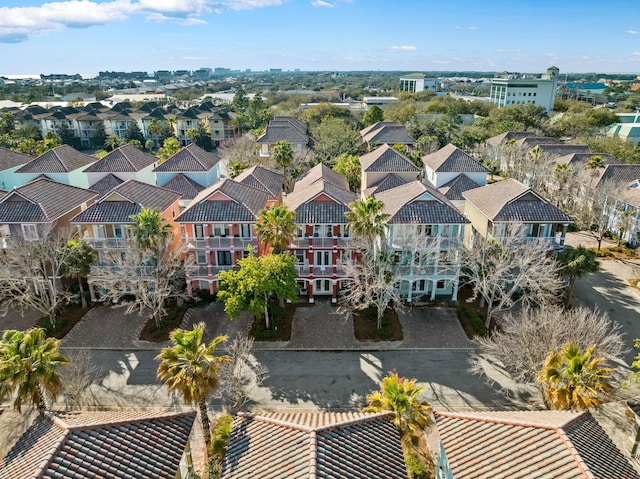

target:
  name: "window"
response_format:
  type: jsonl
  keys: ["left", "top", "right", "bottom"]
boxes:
{"left": 295, "top": 250, "right": 305, "bottom": 264}
{"left": 214, "top": 224, "right": 230, "bottom": 237}
{"left": 194, "top": 224, "right": 204, "bottom": 238}
{"left": 114, "top": 225, "right": 125, "bottom": 238}
{"left": 21, "top": 224, "right": 38, "bottom": 241}
{"left": 417, "top": 224, "right": 432, "bottom": 236}
{"left": 217, "top": 251, "right": 232, "bottom": 266}
{"left": 93, "top": 225, "right": 106, "bottom": 239}
{"left": 240, "top": 224, "right": 251, "bottom": 238}
{"left": 437, "top": 280, "right": 446, "bottom": 289}
{"left": 196, "top": 251, "right": 207, "bottom": 264}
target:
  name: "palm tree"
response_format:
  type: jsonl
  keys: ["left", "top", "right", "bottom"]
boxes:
{"left": 556, "top": 246, "right": 599, "bottom": 308}
{"left": 256, "top": 205, "right": 297, "bottom": 254}
{"left": 0, "top": 328, "right": 68, "bottom": 412}
{"left": 105, "top": 134, "right": 122, "bottom": 151}
{"left": 63, "top": 237, "right": 96, "bottom": 309}
{"left": 156, "top": 323, "right": 228, "bottom": 447}
{"left": 483, "top": 159, "right": 500, "bottom": 182}
{"left": 554, "top": 163, "right": 571, "bottom": 206}
{"left": 345, "top": 197, "right": 390, "bottom": 250}
{"left": 271, "top": 140, "right": 294, "bottom": 192}
{"left": 586, "top": 155, "right": 604, "bottom": 187}
{"left": 129, "top": 208, "right": 172, "bottom": 251}
{"left": 538, "top": 342, "right": 612, "bottom": 410}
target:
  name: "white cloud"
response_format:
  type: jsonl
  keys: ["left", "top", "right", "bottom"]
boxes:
{"left": 0, "top": 0, "right": 285, "bottom": 43}
{"left": 496, "top": 49, "right": 521, "bottom": 53}
{"left": 389, "top": 45, "right": 417, "bottom": 52}
{"left": 627, "top": 29, "right": 638, "bottom": 34}
{"left": 311, "top": 0, "right": 334, "bottom": 7}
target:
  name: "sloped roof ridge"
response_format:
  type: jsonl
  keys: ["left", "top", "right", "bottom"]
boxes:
{"left": 237, "top": 412, "right": 315, "bottom": 433}
{"left": 436, "top": 410, "right": 584, "bottom": 431}
{"left": 45, "top": 410, "right": 198, "bottom": 432}
{"left": 554, "top": 418, "right": 595, "bottom": 479}
{"left": 236, "top": 411, "right": 391, "bottom": 434}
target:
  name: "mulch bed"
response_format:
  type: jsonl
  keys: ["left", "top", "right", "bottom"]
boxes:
{"left": 249, "top": 301, "right": 312, "bottom": 341}
{"left": 455, "top": 284, "right": 489, "bottom": 338}
{"left": 353, "top": 307, "right": 403, "bottom": 341}
{"left": 38, "top": 305, "right": 90, "bottom": 339}
{"left": 139, "top": 305, "right": 188, "bottom": 342}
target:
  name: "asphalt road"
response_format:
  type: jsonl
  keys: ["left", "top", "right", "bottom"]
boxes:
{"left": 67, "top": 349, "right": 534, "bottom": 412}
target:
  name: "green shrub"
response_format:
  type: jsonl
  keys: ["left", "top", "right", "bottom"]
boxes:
{"left": 404, "top": 448, "right": 429, "bottom": 479}
{"left": 209, "top": 415, "right": 233, "bottom": 463}
{"left": 461, "top": 305, "right": 488, "bottom": 337}
{"left": 252, "top": 304, "right": 285, "bottom": 340}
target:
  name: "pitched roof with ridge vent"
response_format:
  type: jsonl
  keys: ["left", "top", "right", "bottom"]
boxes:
{"left": 364, "top": 173, "right": 408, "bottom": 196}
{"left": 256, "top": 116, "right": 312, "bottom": 145}
{"left": 463, "top": 178, "right": 573, "bottom": 223}
{"left": 88, "top": 173, "right": 125, "bottom": 198}
{"left": 71, "top": 180, "right": 181, "bottom": 224}
{"left": 485, "top": 131, "right": 540, "bottom": 147}
{"left": 153, "top": 143, "right": 222, "bottom": 172}
{"left": 234, "top": 165, "right": 284, "bottom": 197}
{"left": 16, "top": 145, "right": 96, "bottom": 173}
{"left": 286, "top": 178, "right": 357, "bottom": 225}
{"left": 437, "top": 410, "right": 640, "bottom": 479}
{"left": 84, "top": 144, "right": 157, "bottom": 172}
{"left": 162, "top": 173, "right": 205, "bottom": 200}
{"left": 0, "top": 410, "right": 196, "bottom": 479}
{"left": 422, "top": 143, "right": 489, "bottom": 173}
{"left": 438, "top": 174, "right": 483, "bottom": 201}
{"left": 0, "top": 178, "right": 97, "bottom": 224}
{"left": 294, "top": 163, "right": 349, "bottom": 191}
{"left": 176, "top": 178, "right": 271, "bottom": 223}
{"left": 221, "top": 412, "right": 408, "bottom": 479}
{"left": 0, "top": 146, "right": 33, "bottom": 171}
{"left": 375, "top": 180, "right": 469, "bottom": 225}
{"left": 359, "top": 144, "right": 421, "bottom": 173}
{"left": 360, "top": 121, "right": 415, "bottom": 146}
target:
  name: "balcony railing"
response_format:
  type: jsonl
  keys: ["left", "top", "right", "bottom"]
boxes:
{"left": 183, "top": 236, "right": 256, "bottom": 250}
{"left": 90, "top": 264, "right": 156, "bottom": 277}
{"left": 185, "top": 264, "right": 234, "bottom": 277}
{"left": 85, "top": 237, "right": 128, "bottom": 249}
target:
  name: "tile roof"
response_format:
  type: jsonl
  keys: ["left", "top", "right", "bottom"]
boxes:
{"left": 375, "top": 180, "right": 469, "bottom": 225}
{"left": 485, "top": 131, "right": 539, "bottom": 147}
{"left": 360, "top": 121, "right": 415, "bottom": 145}
{"left": 438, "top": 174, "right": 483, "bottom": 201}
{"left": 437, "top": 410, "right": 640, "bottom": 479}
{"left": 294, "top": 163, "right": 349, "bottom": 191}
{"left": 256, "top": 116, "right": 311, "bottom": 145}
{"left": 555, "top": 152, "right": 621, "bottom": 168}
{"left": 16, "top": 145, "right": 96, "bottom": 173}
{"left": 0, "top": 146, "right": 33, "bottom": 171}
{"left": 235, "top": 165, "right": 284, "bottom": 197}
{"left": 595, "top": 164, "right": 640, "bottom": 188}
{"left": 537, "top": 144, "right": 591, "bottom": 158}
{"left": 0, "top": 410, "right": 196, "bottom": 479}
{"left": 84, "top": 144, "right": 157, "bottom": 172}
{"left": 286, "top": 178, "right": 357, "bottom": 212}
{"left": 0, "top": 178, "right": 97, "bottom": 224}
{"left": 88, "top": 174, "right": 125, "bottom": 198}
{"left": 463, "top": 179, "right": 573, "bottom": 223}
{"left": 176, "top": 178, "right": 270, "bottom": 223}
{"left": 364, "top": 173, "right": 408, "bottom": 196}
{"left": 153, "top": 143, "right": 222, "bottom": 172}
{"left": 162, "top": 173, "right": 205, "bottom": 200}
{"left": 422, "top": 143, "right": 489, "bottom": 173}
{"left": 221, "top": 412, "right": 408, "bottom": 479}
{"left": 359, "top": 144, "right": 421, "bottom": 173}
{"left": 71, "top": 180, "right": 181, "bottom": 224}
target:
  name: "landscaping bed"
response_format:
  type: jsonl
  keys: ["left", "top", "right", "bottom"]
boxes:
{"left": 353, "top": 306, "right": 403, "bottom": 341}
{"left": 455, "top": 285, "right": 488, "bottom": 338}
{"left": 139, "top": 304, "right": 188, "bottom": 342}
{"left": 38, "top": 305, "right": 90, "bottom": 339}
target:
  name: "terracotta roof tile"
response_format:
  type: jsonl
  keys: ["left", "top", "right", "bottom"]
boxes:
{"left": 16, "top": 145, "right": 96, "bottom": 173}
{"left": 84, "top": 145, "right": 157, "bottom": 172}
{"left": 153, "top": 144, "right": 221, "bottom": 172}
{"left": 221, "top": 412, "right": 407, "bottom": 479}
{"left": 422, "top": 144, "right": 489, "bottom": 173}
{"left": 437, "top": 410, "right": 639, "bottom": 479}
{"left": 1, "top": 410, "right": 196, "bottom": 479}
{"left": 359, "top": 144, "right": 420, "bottom": 173}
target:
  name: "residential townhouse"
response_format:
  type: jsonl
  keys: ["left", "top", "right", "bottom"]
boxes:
{"left": 0, "top": 147, "right": 33, "bottom": 190}
{"left": 255, "top": 116, "right": 314, "bottom": 159}
{"left": 462, "top": 178, "right": 573, "bottom": 250}
{"left": 14, "top": 144, "right": 97, "bottom": 188}
{"left": 176, "top": 174, "right": 280, "bottom": 294}
{"left": 284, "top": 163, "right": 357, "bottom": 302}
{"left": 0, "top": 177, "right": 97, "bottom": 245}
{"left": 83, "top": 144, "right": 158, "bottom": 187}
{"left": 360, "top": 144, "right": 422, "bottom": 193}
{"left": 154, "top": 143, "right": 223, "bottom": 189}
{"left": 360, "top": 121, "right": 416, "bottom": 151}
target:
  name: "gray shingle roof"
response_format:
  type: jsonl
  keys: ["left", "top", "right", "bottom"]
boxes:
{"left": 294, "top": 163, "right": 349, "bottom": 191}
{"left": 162, "top": 173, "right": 205, "bottom": 200}
{"left": 437, "top": 410, "right": 640, "bottom": 479}
{"left": 221, "top": 412, "right": 408, "bottom": 479}
{"left": 375, "top": 180, "right": 469, "bottom": 225}
{"left": 485, "top": 131, "right": 538, "bottom": 147}
{"left": 423, "top": 144, "right": 489, "bottom": 173}
{"left": 359, "top": 144, "right": 421, "bottom": 173}
{"left": 176, "top": 178, "right": 270, "bottom": 223}
{"left": 438, "top": 173, "right": 483, "bottom": 201}
{"left": 537, "top": 144, "right": 591, "bottom": 158}
{"left": 0, "top": 178, "right": 97, "bottom": 224}
{"left": 235, "top": 165, "right": 284, "bottom": 197}
{"left": 256, "top": 116, "right": 312, "bottom": 145}
{"left": 364, "top": 173, "right": 408, "bottom": 196}
{"left": 595, "top": 164, "right": 640, "bottom": 188}
{"left": 84, "top": 144, "right": 157, "bottom": 172}
{"left": 0, "top": 146, "right": 33, "bottom": 171}
{"left": 1, "top": 410, "right": 196, "bottom": 479}
{"left": 16, "top": 145, "right": 96, "bottom": 173}
{"left": 360, "top": 121, "right": 415, "bottom": 145}
{"left": 89, "top": 173, "right": 125, "bottom": 198}
{"left": 153, "top": 143, "right": 222, "bottom": 172}
{"left": 463, "top": 178, "right": 573, "bottom": 223}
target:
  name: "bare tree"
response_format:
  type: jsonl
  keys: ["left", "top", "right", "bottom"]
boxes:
{"left": 214, "top": 335, "right": 269, "bottom": 413}
{"left": 469, "top": 306, "right": 625, "bottom": 392}
{"left": 59, "top": 349, "right": 99, "bottom": 409}
{"left": 339, "top": 243, "right": 403, "bottom": 330}
{"left": 573, "top": 180, "right": 621, "bottom": 250}
{"left": 0, "top": 228, "right": 76, "bottom": 327}
{"left": 89, "top": 236, "right": 191, "bottom": 327}
{"left": 461, "top": 223, "right": 562, "bottom": 328}
{"left": 218, "top": 134, "right": 258, "bottom": 177}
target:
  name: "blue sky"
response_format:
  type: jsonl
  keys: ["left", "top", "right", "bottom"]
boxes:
{"left": 0, "top": 0, "right": 638, "bottom": 75}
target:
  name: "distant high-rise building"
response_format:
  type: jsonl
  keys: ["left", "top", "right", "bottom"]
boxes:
{"left": 193, "top": 68, "right": 212, "bottom": 80}
{"left": 214, "top": 67, "right": 231, "bottom": 76}
{"left": 489, "top": 66, "right": 559, "bottom": 112}
{"left": 270, "top": 68, "right": 283, "bottom": 74}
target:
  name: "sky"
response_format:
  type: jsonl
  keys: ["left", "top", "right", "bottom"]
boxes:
{"left": 0, "top": 0, "right": 638, "bottom": 76}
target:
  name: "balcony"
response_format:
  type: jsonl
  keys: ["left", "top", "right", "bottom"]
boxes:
{"left": 85, "top": 237, "right": 128, "bottom": 249}
{"left": 90, "top": 264, "right": 155, "bottom": 278}
{"left": 185, "top": 264, "right": 234, "bottom": 278}
{"left": 183, "top": 236, "right": 256, "bottom": 250}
